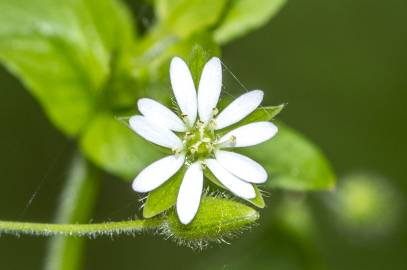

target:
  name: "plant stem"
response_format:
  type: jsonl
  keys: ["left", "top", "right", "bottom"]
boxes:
{"left": 0, "top": 218, "right": 163, "bottom": 237}
{"left": 44, "top": 151, "right": 99, "bottom": 270}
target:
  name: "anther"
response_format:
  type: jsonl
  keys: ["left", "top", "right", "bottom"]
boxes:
{"left": 181, "top": 113, "right": 189, "bottom": 122}
{"left": 172, "top": 148, "right": 183, "bottom": 156}
{"left": 208, "top": 119, "right": 216, "bottom": 131}
{"left": 230, "top": 135, "right": 237, "bottom": 144}
{"left": 212, "top": 107, "right": 219, "bottom": 117}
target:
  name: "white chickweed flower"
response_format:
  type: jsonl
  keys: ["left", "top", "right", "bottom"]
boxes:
{"left": 129, "top": 56, "right": 278, "bottom": 225}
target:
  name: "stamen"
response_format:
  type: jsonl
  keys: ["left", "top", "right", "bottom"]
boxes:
{"left": 196, "top": 120, "right": 205, "bottom": 128}
{"left": 207, "top": 119, "right": 216, "bottom": 132}
{"left": 172, "top": 148, "right": 183, "bottom": 156}
{"left": 212, "top": 107, "right": 219, "bottom": 117}
{"left": 201, "top": 137, "right": 211, "bottom": 143}
{"left": 215, "top": 135, "right": 237, "bottom": 148}
{"left": 207, "top": 143, "right": 214, "bottom": 153}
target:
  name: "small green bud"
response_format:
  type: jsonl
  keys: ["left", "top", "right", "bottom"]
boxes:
{"left": 331, "top": 172, "right": 400, "bottom": 236}
{"left": 161, "top": 196, "right": 259, "bottom": 249}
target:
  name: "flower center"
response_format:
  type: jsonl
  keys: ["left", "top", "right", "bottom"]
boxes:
{"left": 183, "top": 120, "right": 217, "bottom": 161}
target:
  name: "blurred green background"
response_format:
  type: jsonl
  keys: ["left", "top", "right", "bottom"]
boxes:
{"left": 0, "top": 0, "right": 406, "bottom": 269}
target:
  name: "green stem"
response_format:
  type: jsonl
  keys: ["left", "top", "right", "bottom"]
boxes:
{"left": 45, "top": 151, "right": 99, "bottom": 270}
{"left": 0, "top": 218, "right": 164, "bottom": 237}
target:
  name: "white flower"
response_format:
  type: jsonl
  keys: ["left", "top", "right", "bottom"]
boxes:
{"left": 129, "top": 56, "right": 278, "bottom": 224}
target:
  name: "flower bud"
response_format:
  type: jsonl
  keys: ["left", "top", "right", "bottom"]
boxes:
{"left": 162, "top": 196, "right": 259, "bottom": 249}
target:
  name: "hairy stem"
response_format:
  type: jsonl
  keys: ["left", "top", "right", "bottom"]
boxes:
{"left": 0, "top": 218, "right": 164, "bottom": 237}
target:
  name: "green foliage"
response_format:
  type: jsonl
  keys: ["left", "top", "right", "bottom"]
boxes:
{"left": 0, "top": 0, "right": 335, "bottom": 245}
{"left": 165, "top": 196, "right": 259, "bottom": 246}
{"left": 0, "top": 0, "right": 325, "bottom": 194}
{"left": 214, "top": 0, "right": 287, "bottom": 44}
{"left": 153, "top": 0, "right": 227, "bottom": 38}
{"left": 80, "top": 113, "right": 161, "bottom": 179}
{"left": 0, "top": 0, "right": 136, "bottom": 135}
{"left": 240, "top": 122, "right": 336, "bottom": 190}
{"left": 0, "top": 0, "right": 341, "bottom": 266}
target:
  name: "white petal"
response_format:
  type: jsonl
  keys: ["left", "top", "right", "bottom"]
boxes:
{"left": 205, "top": 159, "right": 255, "bottom": 199}
{"left": 215, "top": 150, "right": 267, "bottom": 183}
{"left": 170, "top": 57, "right": 197, "bottom": 126}
{"left": 215, "top": 90, "right": 264, "bottom": 130}
{"left": 138, "top": 98, "right": 186, "bottom": 132}
{"left": 176, "top": 162, "right": 203, "bottom": 224}
{"left": 218, "top": 122, "right": 278, "bottom": 148}
{"left": 129, "top": 115, "right": 183, "bottom": 149}
{"left": 132, "top": 155, "right": 185, "bottom": 193}
{"left": 198, "top": 57, "right": 222, "bottom": 123}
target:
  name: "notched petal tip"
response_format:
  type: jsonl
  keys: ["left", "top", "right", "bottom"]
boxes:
{"left": 198, "top": 56, "right": 223, "bottom": 123}
{"left": 170, "top": 56, "right": 197, "bottom": 126}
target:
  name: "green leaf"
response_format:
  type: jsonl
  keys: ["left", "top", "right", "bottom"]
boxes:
{"left": 154, "top": 0, "right": 184, "bottom": 20}
{"left": 0, "top": 0, "right": 136, "bottom": 135}
{"left": 45, "top": 152, "right": 99, "bottom": 270}
{"left": 185, "top": 43, "right": 221, "bottom": 86}
{"left": 153, "top": 0, "right": 227, "bottom": 37}
{"left": 214, "top": 0, "right": 287, "bottom": 44}
{"left": 134, "top": 31, "right": 220, "bottom": 83}
{"left": 239, "top": 122, "right": 336, "bottom": 191}
{"left": 80, "top": 113, "right": 162, "bottom": 179}
{"left": 133, "top": 0, "right": 225, "bottom": 78}
{"left": 166, "top": 196, "right": 259, "bottom": 244}
{"left": 143, "top": 167, "right": 186, "bottom": 218}
{"left": 204, "top": 168, "right": 265, "bottom": 208}
{"left": 217, "top": 104, "right": 284, "bottom": 136}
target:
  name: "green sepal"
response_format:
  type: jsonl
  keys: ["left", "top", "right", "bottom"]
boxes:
{"left": 143, "top": 166, "right": 187, "bottom": 218}
{"left": 251, "top": 185, "right": 266, "bottom": 208}
{"left": 204, "top": 168, "right": 265, "bottom": 208}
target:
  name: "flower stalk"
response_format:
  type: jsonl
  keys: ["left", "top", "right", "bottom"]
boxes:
{"left": 0, "top": 218, "right": 164, "bottom": 238}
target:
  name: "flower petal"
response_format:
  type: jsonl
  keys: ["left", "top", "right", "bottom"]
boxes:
{"left": 215, "top": 90, "right": 264, "bottom": 130}
{"left": 215, "top": 150, "right": 267, "bottom": 183}
{"left": 129, "top": 115, "right": 183, "bottom": 149}
{"left": 218, "top": 121, "right": 278, "bottom": 148}
{"left": 205, "top": 159, "right": 255, "bottom": 199}
{"left": 132, "top": 155, "right": 185, "bottom": 193}
{"left": 198, "top": 57, "right": 222, "bottom": 123}
{"left": 176, "top": 162, "right": 203, "bottom": 224}
{"left": 138, "top": 98, "right": 186, "bottom": 132}
{"left": 170, "top": 57, "right": 197, "bottom": 126}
